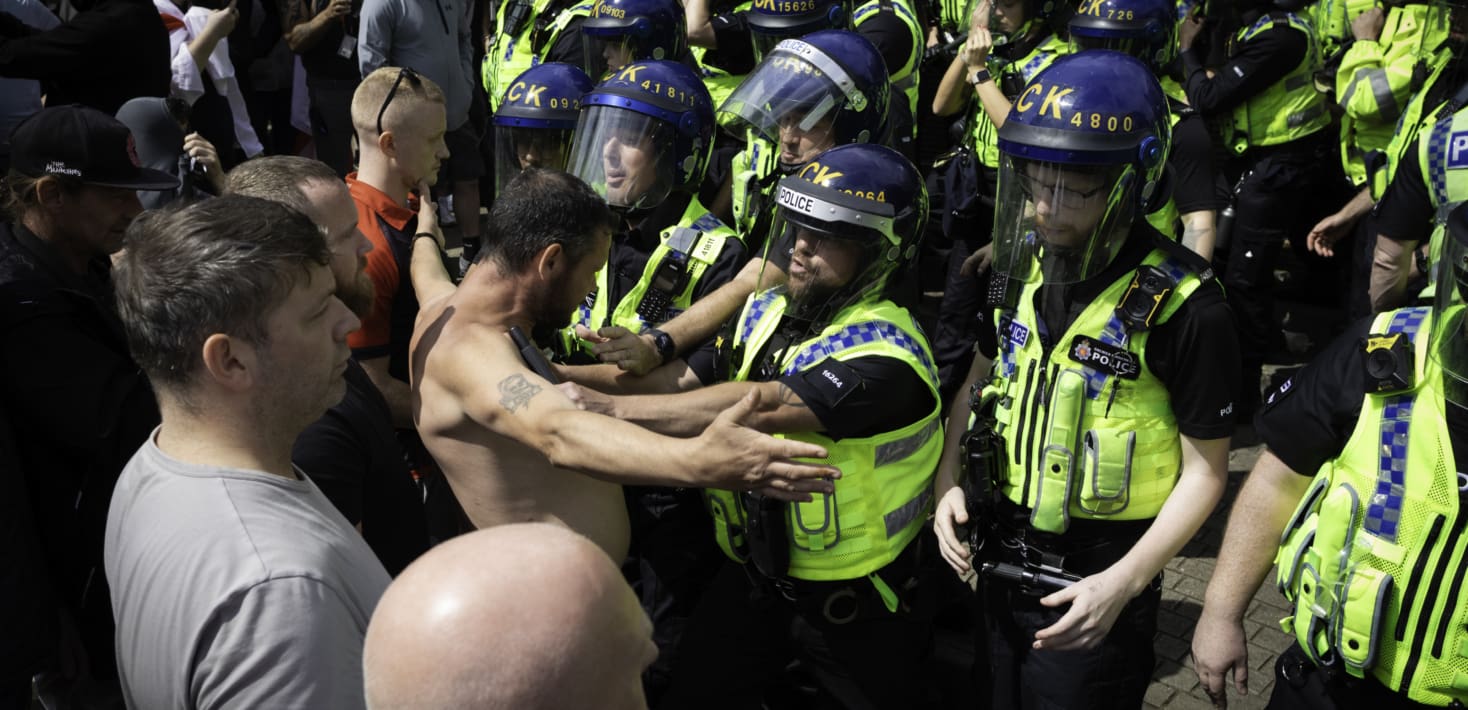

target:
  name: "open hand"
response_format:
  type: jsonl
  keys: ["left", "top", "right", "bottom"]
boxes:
{"left": 697, "top": 389, "right": 840, "bottom": 501}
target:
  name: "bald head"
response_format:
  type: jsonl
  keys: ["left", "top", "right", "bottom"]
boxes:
{"left": 363, "top": 524, "right": 656, "bottom": 710}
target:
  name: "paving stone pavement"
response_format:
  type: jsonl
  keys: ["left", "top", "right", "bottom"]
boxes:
{"left": 1145, "top": 433, "right": 1281, "bottom": 710}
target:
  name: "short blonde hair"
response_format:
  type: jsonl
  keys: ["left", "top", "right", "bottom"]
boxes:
{"left": 351, "top": 67, "right": 447, "bottom": 138}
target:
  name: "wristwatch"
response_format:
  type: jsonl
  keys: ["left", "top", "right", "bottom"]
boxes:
{"left": 646, "top": 327, "right": 676, "bottom": 366}
{"left": 968, "top": 68, "right": 992, "bottom": 86}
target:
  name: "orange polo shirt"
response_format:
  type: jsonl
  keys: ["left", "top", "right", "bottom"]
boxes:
{"left": 345, "top": 173, "right": 419, "bottom": 375}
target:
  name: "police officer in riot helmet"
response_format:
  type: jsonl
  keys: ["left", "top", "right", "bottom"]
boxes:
{"left": 1066, "top": 0, "right": 1176, "bottom": 72}
{"left": 491, "top": 63, "right": 596, "bottom": 199}
{"left": 746, "top": 0, "right": 852, "bottom": 60}
{"left": 582, "top": 0, "right": 692, "bottom": 80}
{"left": 934, "top": 51, "right": 1238, "bottom": 709}
{"left": 581, "top": 143, "right": 943, "bottom": 709}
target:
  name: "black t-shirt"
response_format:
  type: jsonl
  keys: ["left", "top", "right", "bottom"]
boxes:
{"left": 603, "top": 193, "right": 749, "bottom": 383}
{"left": 293, "top": 359, "right": 430, "bottom": 576}
{"left": 1257, "top": 313, "right": 1468, "bottom": 475}
{"left": 1375, "top": 140, "right": 1435, "bottom": 245}
{"left": 976, "top": 226, "right": 1240, "bottom": 439}
{"left": 543, "top": 14, "right": 586, "bottom": 66}
{"left": 856, "top": 8, "right": 915, "bottom": 81}
{"left": 1180, "top": 16, "right": 1307, "bottom": 117}
{"left": 739, "top": 313, "right": 936, "bottom": 439}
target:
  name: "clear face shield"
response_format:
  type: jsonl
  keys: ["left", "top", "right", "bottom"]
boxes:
{"left": 492, "top": 124, "right": 576, "bottom": 198}
{"left": 762, "top": 180, "right": 901, "bottom": 319}
{"left": 583, "top": 35, "right": 642, "bottom": 81}
{"left": 990, "top": 156, "right": 1139, "bottom": 286}
{"left": 1432, "top": 217, "right": 1468, "bottom": 408}
{"left": 567, "top": 105, "right": 678, "bottom": 211}
{"left": 719, "top": 41, "right": 868, "bottom": 167}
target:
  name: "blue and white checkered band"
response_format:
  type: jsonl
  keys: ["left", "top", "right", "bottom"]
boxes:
{"left": 782, "top": 320, "right": 937, "bottom": 381}
{"left": 575, "top": 301, "right": 593, "bottom": 329}
{"left": 1074, "top": 256, "right": 1191, "bottom": 399}
{"left": 1365, "top": 306, "right": 1430, "bottom": 543}
{"left": 997, "top": 310, "right": 1019, "bottom": 379}
{"left": 1019, "top": 47, "right": 1055, "bottom": 82}
{"left": 739, "top": 289, "right": 785, "bottom": 343}
{"left": 1426, "top": 113, "right": 1456, "bottom": 219}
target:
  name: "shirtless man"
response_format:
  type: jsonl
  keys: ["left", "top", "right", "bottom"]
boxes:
{"left": 410, "top": 168, "right": 839, "bottom": 561}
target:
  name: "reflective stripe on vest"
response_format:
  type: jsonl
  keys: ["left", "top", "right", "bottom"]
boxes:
{"left": 483, "top": 0, "right": 593, "bottom": 110}
{"left": 1229, "top": 12, "right": 1330, "bottom": 154}
{"left": 1275, "top": 306, "right": 1468, "bottom": 705}
{"left": 854, "top": 0, "right": 923, "bottom": 132}
{"left": 984, "top": 249, "right": 1202, "bottom": 532}
{"left": 706, "top": 290, "right": 942, "bottom": 581}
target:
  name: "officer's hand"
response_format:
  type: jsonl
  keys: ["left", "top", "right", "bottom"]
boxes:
{"left": 1352, "top": 6, "right": 1385, "bottom": 41}
{"left": 934, "top": 485, "right": 974, "bottom": 575}
{"left": 960, "top": 243, "right": 994, "bottom": 278}
{"left": 1305, "top": 211, "right": 1350, "bottom": 257}
{"left": 1179, "top": 11, "right": 1204, "bottom": 51}
{"left": 1190, "top": 609, "right": 1250, "bottom": 707}
{"left": 1032, "top": 566, "right": 1134, "bottom": 651}
{"left": 696, "top": 389, "right": 840, "bottom": 502}
{"left": 583, "top": 325, "right": 663, "bottom": 375}
{"left": 960, "top": 26, "right": 993, "bottom": 70}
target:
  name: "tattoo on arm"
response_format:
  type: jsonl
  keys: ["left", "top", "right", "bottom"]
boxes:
{"left": 498, "top": 374, "right": 542, "bottom": 413}
{"left": 777, "top": 383, "right": 809, "bottom": 409}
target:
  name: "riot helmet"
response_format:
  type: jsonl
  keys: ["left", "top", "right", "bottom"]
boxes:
{"left": 566, "top": 60, "right": 716, "bottom": 213}
{"left": 492, "top": 63, "right": 595, "bottom": 199}
{"left": 1067, "top": 0, "right": 1177, "bottom": 72}
{"left": 581, "top": 0, "right": 688, "bottom": 80}
{"left": 766, "top": 143, "right": 928, "bottom": 321}
{"left": 991, "top": 50, "right": 1170, "bottom": 285}
{"left": 719, "top": 30, "right": 890, "bottom": 172}
{"left": 747, "top": 0, "right": 852, "bottom": 61}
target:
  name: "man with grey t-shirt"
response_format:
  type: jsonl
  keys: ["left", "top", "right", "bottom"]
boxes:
{"left": 104, "top": 195, "right": 390, "bottom": 709}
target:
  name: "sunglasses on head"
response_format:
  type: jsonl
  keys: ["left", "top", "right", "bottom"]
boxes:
{"left": 376, "top": 67, "right": 423, "bottom": 135}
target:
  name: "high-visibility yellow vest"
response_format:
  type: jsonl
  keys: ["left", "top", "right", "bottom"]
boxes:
{"left": 1227, "top": 12, "right": 1330, "bottom": 155}
{"left": 482, "top": 0, "right": 594, "bottom": 111}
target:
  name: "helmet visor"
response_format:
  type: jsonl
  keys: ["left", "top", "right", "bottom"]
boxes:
{"left": 719, "top": 40, "right": 871, "bottom": 159}
{"left": 493, "top": 125, "right": 575, "bottom": 198}
{"left": 991, "top": 156, "right": 1138, "bottom": 285}
{"left": 583, "top": 36, "right": 639, "bottom": 82}
{"left": 567, "top": 105, "right": 677, "bottom": 211}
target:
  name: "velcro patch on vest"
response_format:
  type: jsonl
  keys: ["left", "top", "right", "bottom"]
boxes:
{"left": 799, "top": 358, "right": 863, "bottom": 409}
{"left": 1449, "top": 131, "right": 1468, "bottom": 169}
{"left": 1069, "top": 336, "right": 1140, "bottom": 380}
{"left": 997, "top": 313, "right": 1030, "bottom": 349}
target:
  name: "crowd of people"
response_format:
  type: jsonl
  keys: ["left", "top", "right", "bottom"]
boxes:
{"left": 2, "top": 0, "right": 1468, "bottom": 707}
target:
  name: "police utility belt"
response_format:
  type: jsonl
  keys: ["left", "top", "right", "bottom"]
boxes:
{"left": 960, "top": 262, "right": 1180, "bottom": 595}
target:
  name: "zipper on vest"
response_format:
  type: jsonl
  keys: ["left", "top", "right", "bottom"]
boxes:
{"left": 1430, "top": 530, "right": 1468, "bottom": 658}
{"left": 1399, "top": 511, "right": 1464, "bottom": 692}
{"left": 1395, "top": 515, "right": 1445, "bottom": 643}
{"left": 1022, "top": 365, "right": 1050, "bottom": 509}
{"left": 1014, "top": 360, "right": 1038, "bottom": 467}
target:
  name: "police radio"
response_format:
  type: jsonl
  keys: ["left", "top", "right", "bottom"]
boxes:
{"left": 502, "top": 0, "right": 535, "bottom": 38}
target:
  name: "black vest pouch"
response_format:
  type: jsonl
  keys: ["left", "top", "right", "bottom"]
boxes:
{"left": 741, "top": 492, "right": 791, "bottom": 579}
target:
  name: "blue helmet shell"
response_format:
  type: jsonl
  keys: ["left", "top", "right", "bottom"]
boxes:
{"left": 773, "top": 30, "right": 891, "bottom": 146}
{"left": 582, "top": 0, "right": 687, "bottom": 60}
{"left": 782, "top": 143, "right": 927, "bottom": 258}
{"left": 747, "top": 0, "right": 849, "bottom": 37}
{"left": 582, "top": 60, "right": 716, "bottom": 191}
{"left": 493, "top": 63, "right": 595, "bottom": 130}
{"left": 1068, "top": 0, "right": 1177, "bottom": 71}
{"left": 997, "top": 50, "right": 1169, "bottom": 174}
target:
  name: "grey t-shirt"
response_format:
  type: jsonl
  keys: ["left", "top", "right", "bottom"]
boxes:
{"left": 104, "top": 430, "right": 392, "bottom": 710}
{"left": 357, "top": 0, "right": 474, "bottom": 131}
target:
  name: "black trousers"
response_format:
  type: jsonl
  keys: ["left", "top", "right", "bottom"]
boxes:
{"left": 1266, "top": 644, "right": 1458, "bottom": 709}
{"left": 1220, "top": 135, "right": 1349, "bottom": 408}
{"left": 657, "top": 549, "right": 935, "bottom": 710}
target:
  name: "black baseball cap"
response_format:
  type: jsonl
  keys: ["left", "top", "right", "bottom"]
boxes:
{"left": 8, "top": 105, "right": 179, "bottom": 191}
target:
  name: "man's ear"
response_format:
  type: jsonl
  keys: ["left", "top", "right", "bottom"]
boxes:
{"left": 199, "top": 333, "right": 257, "bottom": 394}
{"left": 33, "top": 176, "right": 67, "bottom": 214}
{"left": 378, "top": 130, "right": 397, "bottom": 159}
{"left": 534, "top": 242, "right": 567, "bottom": 282}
